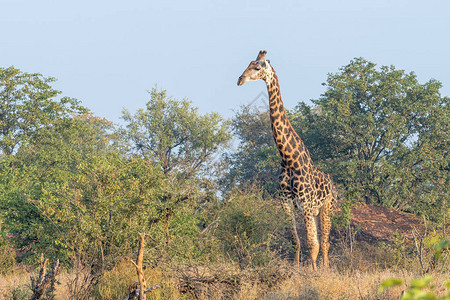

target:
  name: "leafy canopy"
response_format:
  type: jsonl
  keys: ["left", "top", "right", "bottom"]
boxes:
{"left": 121, "top": 87, "right": 231, "bottom": 179}
{"left": 294, "top": 58, "right": 448, "bottom": 217}
{"left": 0, "top": 66, "right": 85, "bottom": 156}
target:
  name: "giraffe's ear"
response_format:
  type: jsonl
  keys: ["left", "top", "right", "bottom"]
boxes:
{"left": 256, "top": 50, "right": 267, "bottom": 61}
{"left": 266, "top": 59, "right": 270, "bottom": 64}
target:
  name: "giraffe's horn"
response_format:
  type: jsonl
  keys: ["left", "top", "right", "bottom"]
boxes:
{"left": 256, "top": 50, "right": 267, "bottom": 61}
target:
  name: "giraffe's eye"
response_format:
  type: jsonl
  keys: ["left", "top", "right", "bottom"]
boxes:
{"left": 255, "top": 66, "right": 261, "bottom": 70}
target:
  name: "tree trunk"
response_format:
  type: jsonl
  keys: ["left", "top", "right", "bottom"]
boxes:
{"left": 135, "top": 233, "right": 147, "bottom": 300}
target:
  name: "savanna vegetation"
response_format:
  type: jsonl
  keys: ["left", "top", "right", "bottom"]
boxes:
{"left": 0, "top": 59, "right": 448, "bottom": 299}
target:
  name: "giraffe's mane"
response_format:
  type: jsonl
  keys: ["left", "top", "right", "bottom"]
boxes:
{"left": 270, "top": 66, "right": 301, "bottom": 140}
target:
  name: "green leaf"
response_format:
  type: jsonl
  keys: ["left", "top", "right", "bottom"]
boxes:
{"left": 378, "top": 278, "right": 403, "bottom": 294}
{"left": 401, "top": 289, "right": 437, "bottom": 300}
{"left": 410, "top": 276, "right": 433, "bottom": 289}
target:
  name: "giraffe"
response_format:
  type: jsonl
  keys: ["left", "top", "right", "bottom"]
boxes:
{"left": 237, "top": 50, "right": 336, "bottom": 270}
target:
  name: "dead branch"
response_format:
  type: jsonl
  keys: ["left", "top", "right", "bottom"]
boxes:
{"left": 125, "top": 233, "right": 162, "bottom": 300}
{"left": 199, "top": 217, "right": 220, "bottom": 235}
{"left": 146, "top": 283, "right": 162, "bottom": 292}
{"left": 66, "top": 249, "right": 102, "bottom": 300}
{"left": 412, "top": 226, "right": 425, "bottom": 274}
{"left": 135, "top": 233, "right": 147, "bottom": 300}
{"left": 30, "top": 256, "right": 60, "bottom": 300}
{"left": 124, "top": 281, "right": 163, "bottom": 300}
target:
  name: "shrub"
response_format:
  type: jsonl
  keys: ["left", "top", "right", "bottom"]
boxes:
{"left": 0, "top": 234, "right": 16, "bottom": 274}
{"left": 379, "top": 276, "right": 450, "bottom": 300}
{"left": 2, "top": 284, "right": 31, "bottom": 300}
{"left": 214, "top": 187, "right": 289, "bottom": 268}
{"left": 92, "top": 260, "right": 181, "bottom": 300}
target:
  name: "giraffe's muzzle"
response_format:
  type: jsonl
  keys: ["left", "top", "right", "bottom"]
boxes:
{"left": 237, "top": 76, "right": 246, "bottom": 86}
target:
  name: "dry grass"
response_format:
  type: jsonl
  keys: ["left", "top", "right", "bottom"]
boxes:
{"left": 262, "top": 267, "right": 449, "bottom": 300}
{"left": 1, "top": 261, "right": 448, "bottom": 299}
{"left": 0, "top": 268, "right": 74, "bottom": 300}
{"left": 0, "top": 270, "right": 31, "bottom": 299}
{"left": 92, "top": 259, "right": 182, "bottom": 300}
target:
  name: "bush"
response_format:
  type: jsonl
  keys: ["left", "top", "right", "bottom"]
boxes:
{"left": 214, "top": 187, "right": 289, "bottom": 268}
{"left": 2, "top": 284, "right": 31, "bottom": 300}
{"left": 0, "top": 234, "right": 16, "bottom": 274}
{"left": 379, "top": 276, "right": 450, "bottom": 300}
{"left": 92, "top": 260, "right": 180, "bottom": 300}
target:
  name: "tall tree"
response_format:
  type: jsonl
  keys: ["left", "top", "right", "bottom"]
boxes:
{"left": 221, "top": 105, "right": 279, "bottom": 194}
{"left": 1, "top": 109, "right": 205, "bottom": 269}
{"left": 294, "top": 58, "right": 448, "bottom": 218}
{"left": 0, "top": 66, "right": 85, "bottom": 156}
{"left": 0, "top": 114, "right": 116, "bottom": 260}
{"left": 119, "top": 88, "right": 233, "bottom": 263}
{"left": 121, "top": 87, "right": 231, "bottom": 180}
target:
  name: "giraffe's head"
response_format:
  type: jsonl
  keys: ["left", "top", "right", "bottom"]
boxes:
{"left": 237, "top": 50, "right": 272, "bottom": 86}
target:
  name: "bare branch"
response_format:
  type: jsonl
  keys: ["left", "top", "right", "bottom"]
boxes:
{"left": 128, "top": 233, "right": 160, "bottom": 300}
{"left": 30, "top": 258, "right": 60, "bottom": 300}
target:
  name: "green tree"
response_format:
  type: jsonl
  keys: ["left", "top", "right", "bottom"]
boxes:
{"left": 41, "top": 153, "right": 168, "bottom": 268}
{"left": 0, "top": 66, "right": 85, "bottom": 156}
{"left": 0, "top": 113, "right": 117, "bottom": 262}
{"left": 121, "top": 87, "right": 231, "bottom": 179}
{"left": 294, "top": 58, "right": 449, "bottom": 218}
{"left": 119, "top": 88, "right": 233, "bottom": 262}
{"left": 1, "top": 110, "right": 204, "bottom": 278}
{"left": 221, "top": 105, "right": 279, "bottom": 194}
{"left": 214, "top": 187, "right": 289, "bottom": 268}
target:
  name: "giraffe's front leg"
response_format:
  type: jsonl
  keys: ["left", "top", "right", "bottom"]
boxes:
{"left": 319, "top": 194, "right": 333, "bottom": 268}
{"left": 304, "top": 209, "right": 320, "bottom": 271}
{"left": 279, "top": 165, "right": 301, "bottom": 268}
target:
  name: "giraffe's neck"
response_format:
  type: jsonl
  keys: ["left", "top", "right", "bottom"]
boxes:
{"left": 264, "top": 67, "right": 310, "bottom": 161}
{"left": 265, "top": 68, "right": 297, "bottom": 148}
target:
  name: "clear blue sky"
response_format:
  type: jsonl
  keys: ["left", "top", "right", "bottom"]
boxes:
{"left": 2, "top": 0, "right": 449, "bottom": 123}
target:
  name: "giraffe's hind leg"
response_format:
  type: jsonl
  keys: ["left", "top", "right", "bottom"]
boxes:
{"left": 280, "top": 165, "right": 301, "bottom": 268}
{"left": 304, "top": 212, "right": 320, "bottom": 271}
{"left": 319, "top": 195, "right": 332, "bottom": 268}
{"left": 282, "top": 199, "right": 301, "bottom": 269}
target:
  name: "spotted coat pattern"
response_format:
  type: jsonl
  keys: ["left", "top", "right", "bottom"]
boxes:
{"left": 237, "top": 51, "right": 336, "bottom": 270}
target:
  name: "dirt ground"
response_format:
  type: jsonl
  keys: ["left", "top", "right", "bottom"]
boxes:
{"left": 350, "top": 202, "right": 426, "bottom": 242}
